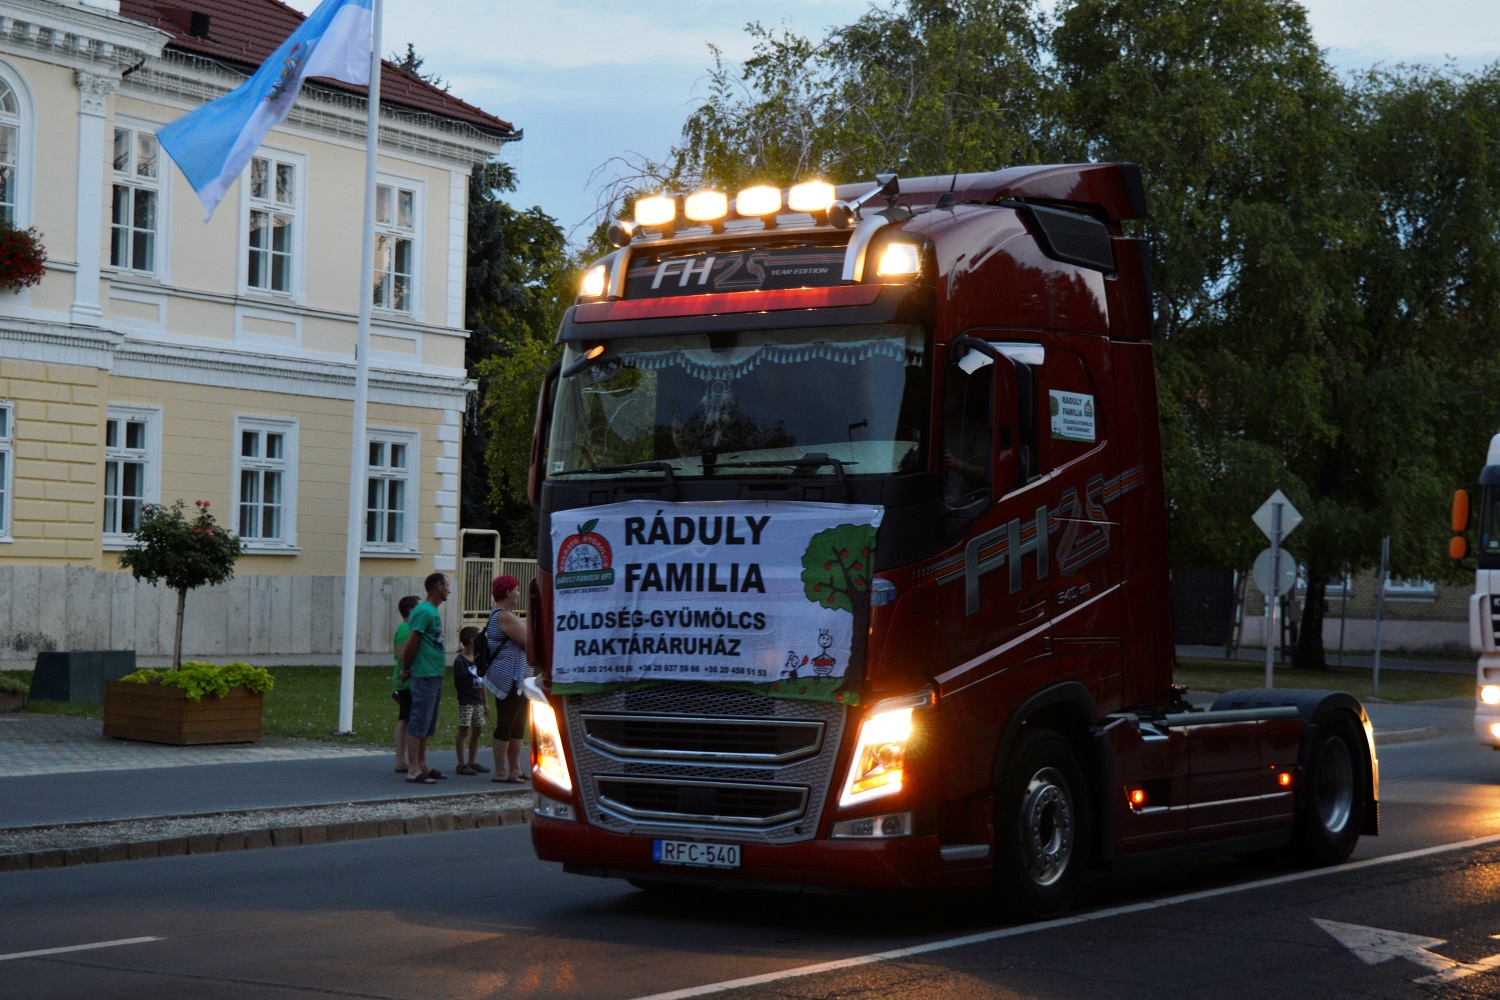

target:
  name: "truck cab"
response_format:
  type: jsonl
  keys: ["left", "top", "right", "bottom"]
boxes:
{"left": 1455, "top": 432, "right": 1500, "bottom": 748}
{"left": 523, "top": 164, "right": 1378, "bottom": 916}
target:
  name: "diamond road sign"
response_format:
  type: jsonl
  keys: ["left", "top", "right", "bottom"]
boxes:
{"left": 1252, "top": 489, "right": 1302, "bottom": 542}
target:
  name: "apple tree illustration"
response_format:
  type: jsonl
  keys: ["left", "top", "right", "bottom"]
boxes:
{"left": 800, "top": 523, "right": 877, "bottom": 612}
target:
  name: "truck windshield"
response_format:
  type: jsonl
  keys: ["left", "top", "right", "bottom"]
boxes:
{"left": 547, "top": 324, "right": 928, "bottom": 480}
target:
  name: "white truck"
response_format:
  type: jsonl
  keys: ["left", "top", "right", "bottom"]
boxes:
{"left": 1451, "top": 432, "right": 1500, "bottom": 748}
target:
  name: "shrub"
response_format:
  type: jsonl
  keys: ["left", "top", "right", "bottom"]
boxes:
{"left": 117, "top": 661, "right": 274, "bottom": 702}
{"left": 118, "top": 500, "right": 243, "bottom": 668}
{"left": 0, "top": 675, "right": 29, "bottom": 695}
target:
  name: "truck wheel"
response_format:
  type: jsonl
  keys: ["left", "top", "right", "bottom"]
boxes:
{"left": 1293, "top": 713, "right": 1367, "bottom": 866}
{"left": 993, "top": 730, "right": 1090, "bottom": 918}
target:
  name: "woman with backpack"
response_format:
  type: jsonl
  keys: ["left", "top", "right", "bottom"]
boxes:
{"left": 482, "top": 574, "right": 531, "bottom": 783}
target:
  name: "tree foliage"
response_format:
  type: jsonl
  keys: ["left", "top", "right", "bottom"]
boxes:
{"left": 615, "top": 0, "right": 1500, "bottom": 665}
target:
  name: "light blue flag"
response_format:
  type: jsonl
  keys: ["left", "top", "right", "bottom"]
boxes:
{"left": 159, "top": 0, "right": 374, "bottom": 219}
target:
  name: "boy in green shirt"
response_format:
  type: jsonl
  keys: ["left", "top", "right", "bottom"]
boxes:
{"left": 390, "top": 595, "right": 419, "bottom": 773}
{"left": 399, "top": 573, "right": 451, "bottom": 783}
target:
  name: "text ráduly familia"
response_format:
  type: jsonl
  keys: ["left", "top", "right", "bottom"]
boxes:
{"left": 620, "top": 513, "right": 770, "bottom": 594}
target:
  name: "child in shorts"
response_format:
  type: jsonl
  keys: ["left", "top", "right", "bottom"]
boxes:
{"left": 391, "top": 595, "right": 420, "bottom": 773}
{"left": 453, "top": 625, "right": 490, "bottom": 775}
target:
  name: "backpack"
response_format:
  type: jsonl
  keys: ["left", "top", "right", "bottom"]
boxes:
{"left": 472, "top": 610, "right": 499, "bottom": 677}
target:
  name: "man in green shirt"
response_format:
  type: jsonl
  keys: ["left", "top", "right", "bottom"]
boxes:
{"left": 399, "top": 573, "right": 450, "bottom": 783}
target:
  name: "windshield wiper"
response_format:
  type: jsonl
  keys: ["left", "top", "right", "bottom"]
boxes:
{"left": 552, "top": 461, "right": 680, "bottom": 500}
{"left": 712, "top": 452, "right": 854, "bottom": 500}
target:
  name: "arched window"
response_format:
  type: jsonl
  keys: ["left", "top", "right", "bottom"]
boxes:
{"left": 0, "top": 77, "right": 17, "bottom": 224}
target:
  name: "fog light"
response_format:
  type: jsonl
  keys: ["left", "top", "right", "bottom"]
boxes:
{"left": 1491, "top": 722, "right": 1500, "bottom": 740}
{"left": 534, "top": 794, "right": 576, "bottom": 822}
{"left": 830, "top": 811, "right": 912, "bottom": 839}
{"left": 1481, "top": 684, "right": 1500, "bottom": 706}
{"left": 875, "top": 242, "right": 921, "bottom": 277}
{"left": 579, "top": 264, "right": 606, "bottom": 298}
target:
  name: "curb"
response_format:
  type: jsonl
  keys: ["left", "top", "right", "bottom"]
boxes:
{"left": 0, "top": 793, "right": 533, "bottom": 873}
{"left": 1374, "top": 726, "right": 1442, "bottom": 747}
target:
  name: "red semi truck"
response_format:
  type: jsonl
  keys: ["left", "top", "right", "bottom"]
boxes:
{"left": 521, "top": 162, "right": 1378, "bottom": 916}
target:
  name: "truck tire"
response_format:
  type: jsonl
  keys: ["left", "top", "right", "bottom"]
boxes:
{"left": 1293, "top": 713, "right": 1367, "bottom": 866}
{"left": 993, "top": 730, "right": 1090, "bottom": 918}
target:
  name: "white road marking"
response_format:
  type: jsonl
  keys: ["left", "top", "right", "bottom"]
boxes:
{"left": 0, "top": 937, "right": 161, "bottom": 963}
{"left": 627, "top": 832, "right": 1500, "bottom": 1000}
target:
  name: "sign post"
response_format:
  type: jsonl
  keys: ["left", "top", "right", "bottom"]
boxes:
{"left": 1252, "top": 491, "right": 1303, "bottom": 689}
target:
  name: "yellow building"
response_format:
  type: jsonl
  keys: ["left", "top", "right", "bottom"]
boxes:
{"left": 0, "top": 0, "right": 516, "bottom": 662}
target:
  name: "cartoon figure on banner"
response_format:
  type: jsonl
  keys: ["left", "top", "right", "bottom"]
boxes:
{"left": 782, "top": 649, "right": 807, "bottom": 681}
{"left": 810, "top": 629, "right": 836, "bottom": 681}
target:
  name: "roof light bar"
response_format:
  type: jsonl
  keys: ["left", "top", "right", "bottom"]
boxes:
{"left": 684, "top": 190, "right": 728, "bottom": 222}
{"left": 735, "top": 185, "right": 781, "bottom": 217}
{"left": 788, "top": 180, "right": 835, "bottom": 214}
{"left": 634, "top": 195, "right": 676, "bottom": 228}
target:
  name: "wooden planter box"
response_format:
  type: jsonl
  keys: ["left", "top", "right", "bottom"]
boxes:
{"left": 103, "top": 681, "right": 263, "bottom": 745}
{"left": 0, "top": 691, "right": 26, "bottom": 713}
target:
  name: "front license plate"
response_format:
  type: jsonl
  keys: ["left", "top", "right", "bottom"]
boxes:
{"left": 652, "top": 839, "right": 741, "bottom": 869}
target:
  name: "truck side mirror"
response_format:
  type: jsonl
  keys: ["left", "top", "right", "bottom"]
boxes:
{"left": 528, "top": 361, "right": 562, "bottom": 509}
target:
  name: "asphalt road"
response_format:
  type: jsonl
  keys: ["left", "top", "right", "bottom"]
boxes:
{"left": 3, "top": 700, "right": 1497, "bottom": 1000}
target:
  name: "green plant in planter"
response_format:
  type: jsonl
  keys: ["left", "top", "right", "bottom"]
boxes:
{"left": 0, "top": 220, "right": 47, "bottom": 290}
{"left": 118, "top": 661, "right": 274, "bottom": 702}
{"left": 118, "top": 499, "right": 244, "bottom": 669}
{"left": 0, "top": 675, "right": 29, "bottom": 695}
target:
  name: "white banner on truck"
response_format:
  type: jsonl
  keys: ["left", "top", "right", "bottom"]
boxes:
{"left": 549, "top": 500, "right": 883, "bottom": 692}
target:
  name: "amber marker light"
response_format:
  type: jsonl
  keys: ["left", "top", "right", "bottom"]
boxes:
{"left": 788, "top": 180, "right": 836, "bottom": 213}
{"left": 1129, "top": 789, "right": 1147, "bottom": 807}
{"left": 1278, "top": 772, "right": 1293, "bottom": 787}
{"left": 736, "top": 185, "right": 781, "bottom": 217}
{"left": 634, "top": 194, "right": 677, "bottom": 228}
{"left": 1481, "top": 685, "right": 1500, "bottom": 706}
{"left": 684, "top": 190, "right": 728, "bottom": 222}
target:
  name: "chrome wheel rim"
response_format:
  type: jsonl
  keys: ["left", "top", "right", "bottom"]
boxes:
{"left": 1020, "top": 766, "right": 1074, "bottom": 886}
{"left": 1316, "top": 737, "right": 1355, "bottom": 833}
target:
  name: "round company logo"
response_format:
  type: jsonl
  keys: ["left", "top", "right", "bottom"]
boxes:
{"left": 556, "top": 519, "right": 614, "bottom": 590}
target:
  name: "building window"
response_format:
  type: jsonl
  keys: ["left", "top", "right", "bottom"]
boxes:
{"left": 365, "top": 430, "right": 417, "bottom": 551}
{"left": 1384, "top": 577, "right": 1437, "bottom": 601}
{"left": 111, "top": 127, "right": 160, "bottom": 273}
{"left": 373, "top": 181, "right": 416, "bottom": 312}
{"left": 247, "top": 155, "right": 297, "bottom": 294}
{"left": 0, "top": 78, "right": 17, "bottom": 225}
{"left": 103, "top": 405, "right": 160, "bottom": 542}
{"left": 233, "top": 417, "right": 297, "bottom": 549}
{"left": 0, "top": 401, "right": 12, "bottom": 540}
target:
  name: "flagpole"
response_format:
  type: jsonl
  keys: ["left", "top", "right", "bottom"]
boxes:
{"left": 338, "top": 0, "right": 383, "bottom": 734}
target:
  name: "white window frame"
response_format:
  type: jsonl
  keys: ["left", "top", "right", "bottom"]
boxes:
{"left": 109, "top": 120, "right": 168, "bottom": 279}
{"left": 363, "top": 427, "right": 419, "bottom": 555}
{"left": 239, "top": 148, "right": 306, "bottom": 301}
{"left": 231, "top": 416, "right": 298, "bottom": 552}
{"left": 0, "top": 62, "right": 34, "bottom": 228}
{"left": 0, "top": 400, "right": 13, "bottom": 542}
{"left": 1384, "top": 576, "right": 1437, "bottom": 602}
{"left": 102, "top": 404, "right": 162, "bottom": 549}
{"left": 373, "top": 175, "right": 423, "bottom": 316}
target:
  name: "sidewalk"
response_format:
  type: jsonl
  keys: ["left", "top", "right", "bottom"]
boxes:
{"left": 1176, "top": 644, "right": 1474, "bottom": 675}
{"left": 0, "top": 712, "right": 533, "bottom": 872}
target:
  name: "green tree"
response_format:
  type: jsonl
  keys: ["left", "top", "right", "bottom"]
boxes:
{"left": 118, "top": 500, "right": 244, "bottom": 669}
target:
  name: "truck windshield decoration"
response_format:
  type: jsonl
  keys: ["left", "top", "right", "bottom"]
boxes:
{"left": 550, "top": 500, "right": 883, "bottom": 704}
{"left": 548, "top": 325, "right": 927, "bottom": 480}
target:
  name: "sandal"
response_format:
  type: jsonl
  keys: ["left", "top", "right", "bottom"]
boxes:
{"left": 426, "top": 769, "right": 447, "bottom": 780}
{"left": 455, "top": 764, "right": 477, "bottom": 775}
{"left": 468, "top": 762, "right": 490, "bottom": 773}
{"left": 406, "top": 775, "right": 437, "bottom": 784}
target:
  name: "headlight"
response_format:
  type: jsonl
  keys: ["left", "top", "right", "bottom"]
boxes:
{"left": 838, "top": 690, "right": 933, "bottom": 807}
{"left": 525, "top": 678, "right": 572, "bottom": 793}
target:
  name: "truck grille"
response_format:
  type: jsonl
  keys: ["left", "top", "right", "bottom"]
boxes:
{"left": 581, "top": 713, "right": 824, "bottom": 764}
{"left": 594, "top": 776, "right": 807, "bottom": 826}
{"left": 562, "top": 682, "right": 847, "bottom": 844}
{"left": 1490, "top": 595, "right": 1500, "bottom": 646}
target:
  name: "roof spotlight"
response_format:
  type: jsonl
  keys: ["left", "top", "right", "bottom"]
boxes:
{"left": 736, "top": 185, "right": 781, "bottom": 217}
{"left": 634, "top": 195, "right": 677, "bottom": 228}
{"left": 684, "top": 190, "right": 728, "bottom": 222}
{"left": 788, "top": 180, "right": 835, "bottom": 214}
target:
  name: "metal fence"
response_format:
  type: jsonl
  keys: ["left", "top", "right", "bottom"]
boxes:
{"left": 500, "top": 558, "right": 539, "bottom": 616}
